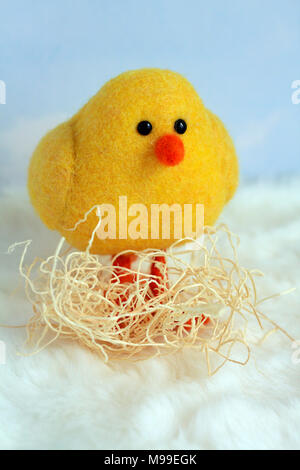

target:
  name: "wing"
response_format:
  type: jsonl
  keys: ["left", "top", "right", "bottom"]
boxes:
{"left": 28, "top": 120, "right": 75, "bottom": 230}
{"left": 207, "top": 109, "right": 239, "bottom": 202}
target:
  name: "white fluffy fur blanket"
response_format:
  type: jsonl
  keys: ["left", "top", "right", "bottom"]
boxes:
{"left": 0, "top": 179, "right": 299, "bottom": 450}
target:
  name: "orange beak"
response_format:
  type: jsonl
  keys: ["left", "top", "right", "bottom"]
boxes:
{"left": 155, "top": 134, "right": 184, "bottom": 167}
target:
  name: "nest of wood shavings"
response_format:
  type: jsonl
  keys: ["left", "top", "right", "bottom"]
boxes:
{"left": 9, "top": 223, "right": 293, "bottom": 375}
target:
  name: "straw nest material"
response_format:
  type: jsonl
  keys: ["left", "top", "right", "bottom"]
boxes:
{"left": 8, "top": 220, "right": 294, "bottom": 375}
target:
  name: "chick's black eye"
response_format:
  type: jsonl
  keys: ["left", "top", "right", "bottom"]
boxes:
{"left": 137, "top": 120, "right": 152, "bottom": 136}
{"left": 174, "top": 119, "right": 187, "bottom": 134}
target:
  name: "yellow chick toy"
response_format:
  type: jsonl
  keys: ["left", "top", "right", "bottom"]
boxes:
{"left": 28, "top": 68, "right": 238, "bottom": 261}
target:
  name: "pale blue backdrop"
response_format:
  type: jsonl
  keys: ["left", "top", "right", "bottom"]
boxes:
{"left": 0, "top": 0, "right": 299, "bottom": 186}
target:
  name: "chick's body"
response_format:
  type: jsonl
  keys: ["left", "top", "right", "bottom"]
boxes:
{"left": 28, "top": 69, "right": 238, "bottom": 254}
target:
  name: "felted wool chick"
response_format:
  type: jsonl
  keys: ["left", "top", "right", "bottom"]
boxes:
{"left": 28, "top": 69, "right": 238, "bottom": 268}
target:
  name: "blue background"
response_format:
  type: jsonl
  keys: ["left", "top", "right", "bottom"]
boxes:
{"left": 0, "top": 0, "right": 299, "bottom": 186}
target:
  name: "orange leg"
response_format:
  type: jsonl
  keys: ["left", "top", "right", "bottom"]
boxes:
{"left": 149, "top": 254, "right": 169, "bottom": 297}
{"left": 111, "top": 254, "right": 159, "bottom": 329}
{"left": 112, "top": 253, "right": 137, "bottom": 284}
{"left": 109, "top": 254, "right": 138, "bottom": 329}
{"left": 108, "top": 253, "right": 209, "bottom": 332}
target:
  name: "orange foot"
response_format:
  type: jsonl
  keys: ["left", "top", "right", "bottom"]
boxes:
{"left": 182, "top": 315, "right": 210, "bottom": 332}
